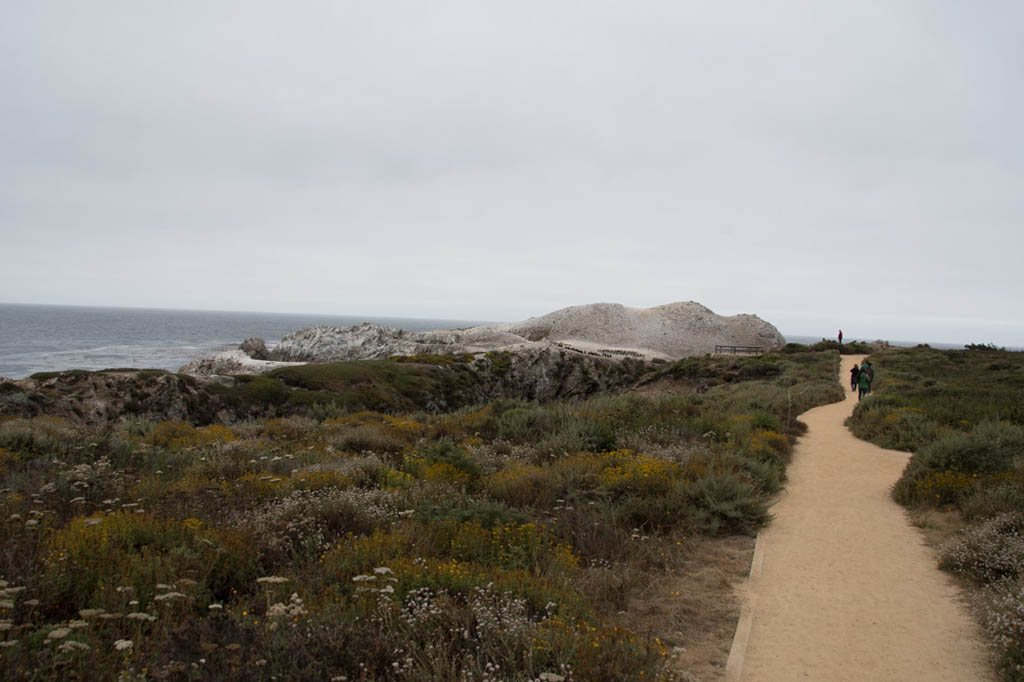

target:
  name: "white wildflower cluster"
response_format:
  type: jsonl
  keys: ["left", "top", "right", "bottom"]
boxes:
{"left": 468, "top": 585, "right": 537, "bottom": 639}
{"left": 469, "top": 442, "right": 534, "bottom": 474}
{"left": 977, "top": 578, "right": 1024, "bottom": 670}
{"left": 126, "top": 612, "right": 157, "bottom": 622}
{"left": 940, "top": 512, "right": 1024, "bottom": 583}
{"left": 257, "top": 576, "right": 290, "bottom": 585}
{"left": 152, "top": 580, "right": 194, "bottom": 607}
{"left": 386, "top": 647, "right": 414, "bottom": 675}
{"left": 354, "top": 566, "right": 398, "bottom": 599}
{"left": 479, "top": 660, "right": 502, "bottom": 682}
{"left": 246, "top": 488, "right": 399, "bottom": 559}
{"left": 397, "top": 586, "right": 445, "bottom": 626}
{"left": 0, "top": 583, "right": 25, "bottom": 603}
{"left": 537, "top": 673, "right": 568, "bottom": 682}
{"left": 58, "top": 640, "right": 90, "bottom": 653}
{"left": 267, "top": 593, "right": 307, "bottom": 620}
{"left": 60, "top": 457, "right": 111, "bottom": 493}
{"left": 153, "top": 591, "right": 188, "bottom": 602}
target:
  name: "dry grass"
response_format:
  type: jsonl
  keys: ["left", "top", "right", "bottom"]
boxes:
{"left": 619, "top": 535, "right": 755, "bottom": 681}
{"left": 909, "top": 508, "right": 967, "bottom": 549}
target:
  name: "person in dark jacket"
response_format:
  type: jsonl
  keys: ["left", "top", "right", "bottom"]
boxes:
{"left": 858, "top": 365, "right": 871, "bottom": 400}
{"left": 862, "top": 361, "right": 874, "bottom": 392}
{"left": 850, "top": 364, "right": 860, "bottom": 391}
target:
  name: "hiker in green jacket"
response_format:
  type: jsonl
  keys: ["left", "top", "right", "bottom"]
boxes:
{"left": 858, "top": 361, "right": 873, "bottom": 400}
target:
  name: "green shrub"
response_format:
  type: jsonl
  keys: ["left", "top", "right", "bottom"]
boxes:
{"left": 417, "top": 439, "right": 481, "bottom": 477}
{"left": 716, "top": 451, "right": 785, "bottom": 495}
{"left": 684, "top": 472, "right": 771, "bottom": 536}
{"left": 960, "top": 475, "right": 1024, "bottom": 520}
{"left": 416, "top": 498, "right": 527, "bottom": 529}
{"left": 750, "top": 410, "right": 782, "bottom": 432}
{"left": 894, "top": 428, "right": 1021, "bottom": 506}
{"left": 216, "top": 375, "right": 291, "bottom": 409}
{"left": 270, "top": 360, "right": 478, "bottom": 413}
{"left": 495, "top": 404, "right": 556, "bottom": 442}
{"left": 616, "top": 484, "right": 695, "bottom": 532}
{"left": 536, "top": 415, "right": 619, "bottom": 455}
{"left": 848, "top": 400, "right": 943, "bottom": 452}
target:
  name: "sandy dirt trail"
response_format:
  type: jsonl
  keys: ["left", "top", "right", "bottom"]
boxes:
{"left": 731, "top": 355, "right": 991, "bottom": 681}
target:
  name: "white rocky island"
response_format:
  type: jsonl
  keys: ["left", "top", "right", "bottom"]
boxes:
{"left": 180, "top": 301, "right": 786, "bottom": 375}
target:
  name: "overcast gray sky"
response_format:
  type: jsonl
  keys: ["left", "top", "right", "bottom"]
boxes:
{"left": 2, "top": 1, "right": 1022, "bottom": 345}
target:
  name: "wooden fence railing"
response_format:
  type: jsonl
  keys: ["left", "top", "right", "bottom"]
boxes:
{"left": 714, "top": 345, "right": 767, "bottom": 355}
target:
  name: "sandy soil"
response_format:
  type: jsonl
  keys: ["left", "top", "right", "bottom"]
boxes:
{"left": 731, "top": 355, "right": 992, "bottom": 681}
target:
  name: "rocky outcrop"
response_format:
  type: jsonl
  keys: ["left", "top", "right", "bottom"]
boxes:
{"left": 0, "top": 370, "right": 229, "bottom": 425}
{"left": 178, "top": 350, "right": 305, "bottom": 376}
{"left": 191, "top": 301, "right": 784, "bottom": 374}
{"left": 463, "top": 348, "right": 651, "bottom": 403}
{"left": 505, "top": 301, "right": 785, "bottom": 358}
{"left": 264, "top": 322, "right": 530, "bottom": 363}
{"left": 240, "top": 337, "right": 270, "bottom": 360}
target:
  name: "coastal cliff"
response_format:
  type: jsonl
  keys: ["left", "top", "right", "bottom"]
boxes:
{"left": 181, "top": 301, "right": 786, "bottom": 375}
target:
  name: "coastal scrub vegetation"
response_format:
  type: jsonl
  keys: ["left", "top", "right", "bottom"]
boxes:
{"left": 847, "top": 345, "right": 1024, "bottom": 681}
{"left": 0, "top": 349, "right": 842, "bottom": 681}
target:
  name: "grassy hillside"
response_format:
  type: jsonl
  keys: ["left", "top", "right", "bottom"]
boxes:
{"left": 0, "top": 349, "right": 841, "bottom": 681}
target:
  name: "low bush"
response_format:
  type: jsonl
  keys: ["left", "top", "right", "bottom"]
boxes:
{"left": 485, "top": 463, "right": 559, "bottom": 508}
{"left": 893, "top": 424, "right": 1024, "bottom": 506}
{"left": 414, "top": 439, "right": 481, "bottom": 478}
{"left": 245, "top": 487, "right": 399, "bottom": 566}
{"left": 150, "top": 421, "right": 236, "bottom": 449}
{"left": 684, "top": 472, "right": 771, "bottom": 536}
{"left": 940, "top": 512, "right": 1024, "bottom": 585}
{"left": 329, "top": 423, "right": 408, "bottom": 455}
{"left": 848, "top": 400, "right": 944, "bottom": 452}
{"left": 213, "top": 375, "right": 291, "bottom": 412}
{"left": 960, "top": 475, "right": 1024, "bottom": 521}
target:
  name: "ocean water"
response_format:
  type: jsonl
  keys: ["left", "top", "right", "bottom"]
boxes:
{"left": 0, "top": 303, "right": 489, "bottom": 379}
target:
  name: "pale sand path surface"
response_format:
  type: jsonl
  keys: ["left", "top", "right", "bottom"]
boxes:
{"left": 733, "top": 355, "right": 991, "bottom": 682}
